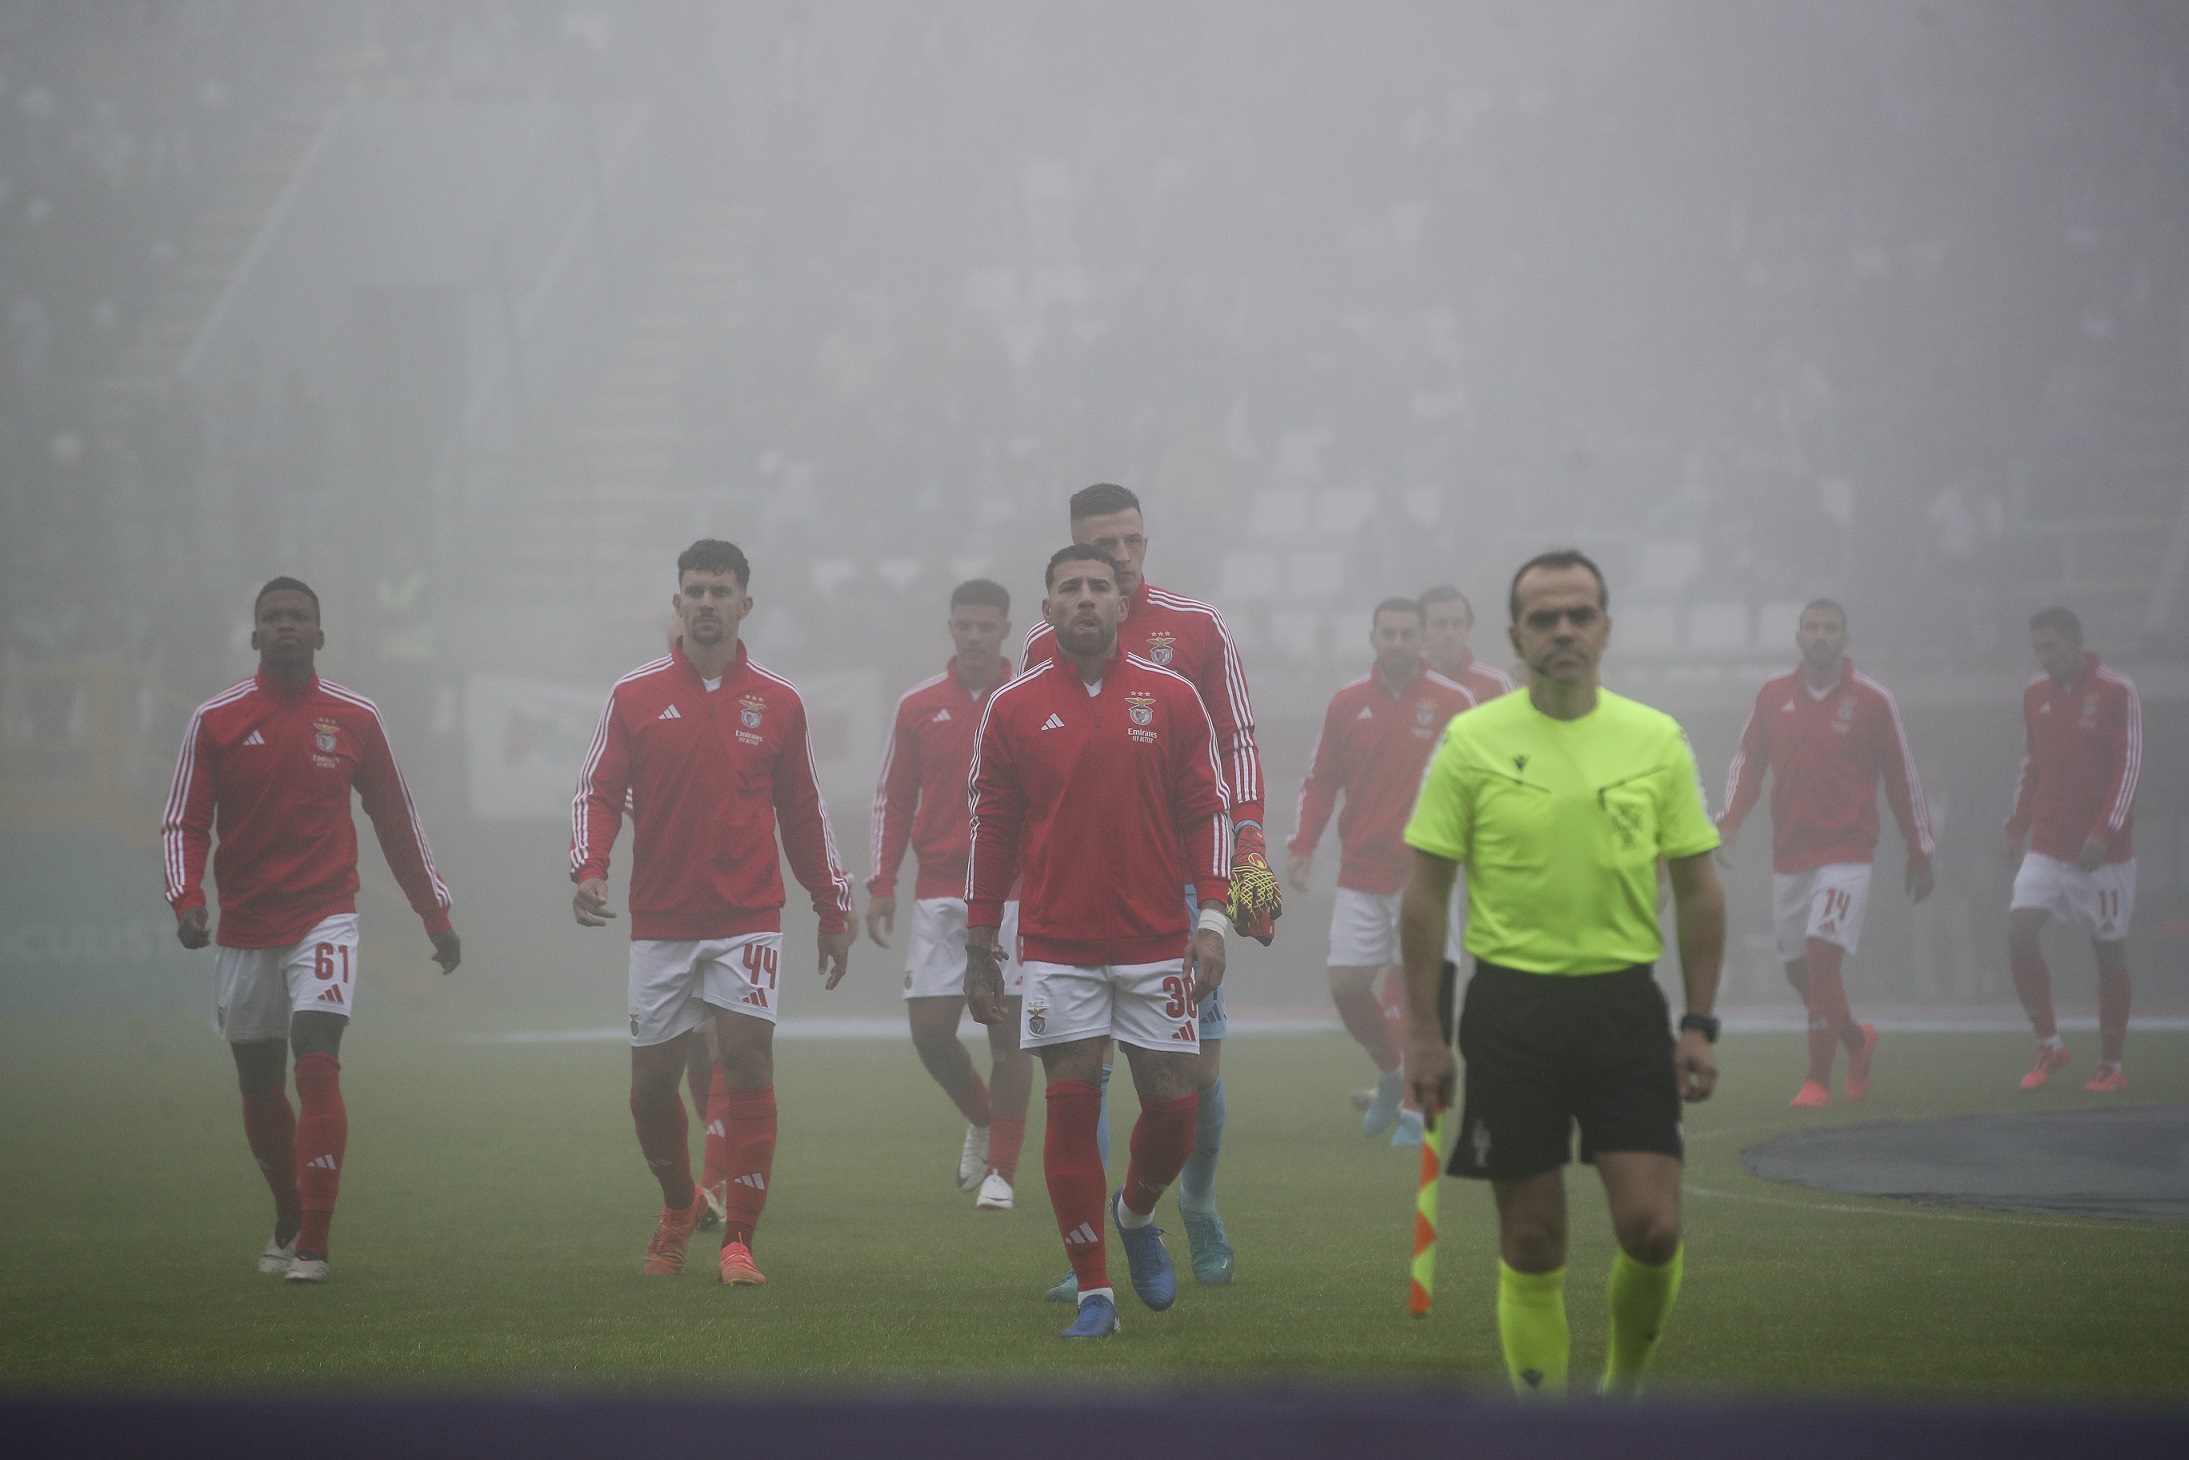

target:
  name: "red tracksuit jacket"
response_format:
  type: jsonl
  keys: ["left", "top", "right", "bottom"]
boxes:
{"left": 1442, "top": 651, "right": 1516, "bottom": 707}
{"left": 2007, "top": 652, "right": 2141, "bottom": 865}
{"left": 162, "top": 671, "right": 452, "bottom": 948}
{"left": 571, "top": 643, "right": 853, "bottom": 941}
{"left": 967, "top": 651, "right": 1230, "bottom": 966}
{"left": 1023, "top": 580, "right": 1263, "bottom": 828}
{"left": 868, "top": 658, "right": 1010, "bottom": 900}
{"left": 1718, "top": 661, "right": 1934, "bottom": 875}
{"left": 1288, "top": 664, "right": 1476, "bottom": 894}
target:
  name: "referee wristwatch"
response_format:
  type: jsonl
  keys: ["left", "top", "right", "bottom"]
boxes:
{"left": 1678, "top": 1013, "right": 1721, "bottom": 1043}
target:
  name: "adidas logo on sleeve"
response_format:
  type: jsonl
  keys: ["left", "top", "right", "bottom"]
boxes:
{"left": 658, "top": 704, "right": 682, "bottom": 720}
{"left": 1041, "top": 713, "right": 1066, "bottom": 731}
{"left": 242, "top": 729, "right": 266, "bottom": 746}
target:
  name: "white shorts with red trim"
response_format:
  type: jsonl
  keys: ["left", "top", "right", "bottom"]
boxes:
{"left": 1328, "top": 887, "right": 1403, "bottom": 969}
{"left": 626, "top": 931, "right": 783, "bottom": 1046}
{"left": 2010, "top": 852, "right": 2136, "bottom": 943}
{"left": 1771, "top": 863, "right": 1873, "bottom": 961}
{"left": 1443, "top": 870, "right": 1469, "bottom": 967}
{"left": 213, "top": 912, "right": 359, "bottom": 1043}
{"left": 1020, "top": 957, "right": 1200, "bottom": 1054}
{"left": 904, "top": 897, "right": 1022, "bottom": 999}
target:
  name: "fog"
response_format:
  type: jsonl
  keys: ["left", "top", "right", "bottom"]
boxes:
{"left": 3, "top": 0, "right": 2186, "bottom": 1028}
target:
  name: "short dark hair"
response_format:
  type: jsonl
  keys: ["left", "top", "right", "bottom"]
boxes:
{"left": 950, "top": 578, "right": 1011, "bottom": 614}
{"left": 254, "top": 576, "right": 320, "bottom": 619}
{"left": 677, "top": 538, "right": 750, "bottom": 587}
{"left": 1069, "top": 482, "right": 1141, "bottom": 521}
{"left": 1508, "top": 549, "right": 1608, "bottom": 622}
{"left": 1372, "top": 596, "right": 1424, "bottom": 627}
{"left": 2030, "top": 605, "right": 2082, "bottom": 641}
{"left": 1418, "top": 585, "right": 1473, "bottom": 621}
{"left": 1045, "top": 543, "right": 1121, "bottom": 590}
{"left": 1800, "top": 597, "right": 1848, "bottom": 627}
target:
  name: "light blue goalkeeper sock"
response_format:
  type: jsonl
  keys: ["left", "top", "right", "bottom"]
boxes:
{"left": 1095, "top": 1062, "right": 1113, "bottom": 1171}
{"left": 1178, "top": 1075, "right": 1224, "bottom": 1211}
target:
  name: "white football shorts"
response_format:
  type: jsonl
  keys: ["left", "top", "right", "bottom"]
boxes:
{"left": 1328, "top": 886, "right": 1403, "bottom": 969}
{"left": 1443, "top": 870, "right": 1469, "bottom": 966}
{"left": 904, "top": 897, "right": 1022, "bottom": 999}
{"left": 2011, "top": 852, "right": 2136, "bottom": 943}
{"left": 1020, "top": 957, "right": 1201, "bottom": 1054}
{"left": 213, "top": 912, "right": 360, "bottom": 1043}
{"left": 1772, "top": 862, "right": 1874, "bottom": 961}
{"left": 627, "top": 930, "right": 784, "bottom": 1046}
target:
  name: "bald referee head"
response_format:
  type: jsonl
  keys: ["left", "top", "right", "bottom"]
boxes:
{"left": 1396, "top": 547, "right": 1727, "bottom": 1402}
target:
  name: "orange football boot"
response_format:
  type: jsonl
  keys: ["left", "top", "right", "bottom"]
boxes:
{"left": 641, "top": 1191, "right": 706, "bottom": 1276}
{"left": 2019, "top": 1042, "right": 2072, "bottom": 1092}
{"left": 1843, "top": 1024, "right": 1880, "bottom": 1102}
{"left": 718, "top": 1239, "right": 767, "bottom": 1286}
{"left": 1789, "top": 1079, "right": 1831, "bottom": 1109}
{"left": 2082, "top": 1064, "right": 2127, "bottom": 1094}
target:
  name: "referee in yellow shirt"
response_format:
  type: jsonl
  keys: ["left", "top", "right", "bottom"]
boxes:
{"left": 1400, "top": 549, "right": 1726, "bottom": 1401}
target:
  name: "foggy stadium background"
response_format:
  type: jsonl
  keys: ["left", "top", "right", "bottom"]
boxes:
{"left": 2, "top": 4, "right": 2186, "bottom": 1063}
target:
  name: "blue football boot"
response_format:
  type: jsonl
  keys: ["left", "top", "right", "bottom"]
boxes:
{"left": 1114, "top": 1192, "right": 1177, "bottom": 1311}
{"left": 1061, "top": 1291, "right": 1120, "bottom": 1339}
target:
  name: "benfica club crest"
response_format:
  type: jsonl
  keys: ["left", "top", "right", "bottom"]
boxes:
{"left": 1837, "top": 697, "right": 1856, "bottom": 722}
{"left": 1416, "top": 701, "right": 1436, "bottom": 727}
{"left": 1144, "top": 632, "right": 1176, "bottom": 667}
{"left": 1127, "top": 694, "right": 1156, "bottom": 726}
{"left": 313, "top": 720, "right": 339, "bottom": 754}
{"left": 739, "top": 695, "right": 765, "bottom": 729}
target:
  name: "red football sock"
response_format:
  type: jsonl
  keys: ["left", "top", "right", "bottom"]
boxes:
{"left": 719, "top": 1084, "right": 777, "bottom": 1249}
{"left": 240, "top": 1084, "right": 301, "bottom": 1230}
{"left": 943, "top": 1067, "right": 992, "bottom": 1128}
{"left": 630, "top": 1089, "right": 696, "bottom": 1210}
{"left": 2096, "top": 958, "right": 2131, "bottom": 1063}
{"left": 989, "top": 1113, "right": 1027, "bottom": 1184}
{"left": 1333, "top": 984, "right": 1399, "bottom": 1073}
{"left": 1802, "top": 938, "right": 1852, "bottom": 1085}
{"left": 1045, "top": 1080, "right": 1109, "bottom": 1293}
{"left": 1121, "top": 1092, "right": 1199, "bottom": 1216}
{"left": 292, "top": 1053, "right": 346, "bottom": 1257}
{"left": 700, "top": 1066, "right": 730, "bottom": 1194}
{"left": 2010, "top": 942, "right": 2057, "bottom": 1040}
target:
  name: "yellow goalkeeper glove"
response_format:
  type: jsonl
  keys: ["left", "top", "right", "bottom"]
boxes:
{"left": 1227, "top": 822, "right": 1282, "bottom": 946}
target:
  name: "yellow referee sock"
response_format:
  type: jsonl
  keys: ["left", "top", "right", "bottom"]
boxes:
{"left": 1496, "top": 1262, "right": 1569, "bottom": 1400}
{"left": 1602, "top": 1244, "right": 1684, "bottom": 1398}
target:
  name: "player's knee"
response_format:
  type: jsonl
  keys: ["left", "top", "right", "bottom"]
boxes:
{"left": 1328, "top": 965, "right": 1376, "bottom": 995}
{"left": 1615, "top": 1210, "right": 1681, "bottom": 1265}
{"left": 1501, "top": 1216, "right": 1566, "bottom": 1272}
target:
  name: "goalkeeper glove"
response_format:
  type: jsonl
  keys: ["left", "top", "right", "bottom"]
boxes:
{"left": 1227, "top": 821, "right": 1282, "bottom": 946}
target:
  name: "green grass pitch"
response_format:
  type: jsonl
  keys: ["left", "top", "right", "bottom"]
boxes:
{"left": 1, "top": 1016, "right": 2184, "bottom": 1397}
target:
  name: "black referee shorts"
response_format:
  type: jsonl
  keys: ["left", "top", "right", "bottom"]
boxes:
{"left": 1448, "top": 960, "right": 1683, "bottom": 1182}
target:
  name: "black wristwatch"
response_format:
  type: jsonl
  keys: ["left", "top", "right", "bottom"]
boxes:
{"left": 1679, "top": 1013, "right": 1721, "bottom": 1043}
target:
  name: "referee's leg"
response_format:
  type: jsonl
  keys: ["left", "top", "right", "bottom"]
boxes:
{"left": 1489, "top": 1172, "right": 1571, "bottom": 1399}
{"left": 1595, "top": 1152, "right": 1685, "bottom": 1399}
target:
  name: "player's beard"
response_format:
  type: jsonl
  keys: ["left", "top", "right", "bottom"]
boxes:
{"left": 1058, "top": 615, "right": 1115, "bottom": 661}
{"left": 686, "top": 616, "right": 725, "bottom": 647}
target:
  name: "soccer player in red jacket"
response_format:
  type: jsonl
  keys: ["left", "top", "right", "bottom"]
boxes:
{"left": 866, "top": 578, "right": 1030, "bottom": 1211}
{"left": 1718, "top": 599, "right": 1933, "bottom": 1108}
{"left": 1420, "top": 585, "right": 1518, "bottom": 704}
{"left": 1419, "top": 586, "right": 1514, "bottom": 978}
{"left": 1020, "top": 482, "right": 1266, "bottom": 1290}
{"left": 1286, "top": 597, "right": 1474, "bottom": 1145}
{"left": 968, "top": 544, "right": 1231, "bottom": 1339}
{"left": 571, "top": 539, "right": 854, "bottom": 1286}
{"left": 163, "top": 578, "right": 460, "bottom": 1284}
{"left": 2005, "top": 606, "right": 2142, "bottom": 1093}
